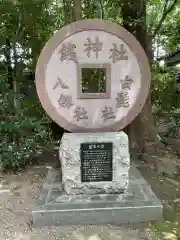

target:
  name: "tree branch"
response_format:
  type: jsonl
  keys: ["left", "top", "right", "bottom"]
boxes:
{"left": 151, "top": 0, "right": 178, "bottom": 40}
{"left": 164, "top": 0, "right": 170, "bottom": 11}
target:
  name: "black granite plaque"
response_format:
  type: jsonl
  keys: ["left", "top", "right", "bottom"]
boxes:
{"left": 81, "top": 142, "right": 113, "bottom": 182}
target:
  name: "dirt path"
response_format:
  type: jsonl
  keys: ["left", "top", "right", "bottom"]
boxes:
{"left": 0, "top": 163, "right": 178, "bottom": 240}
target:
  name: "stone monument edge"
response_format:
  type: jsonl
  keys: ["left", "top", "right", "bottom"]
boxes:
{"left": 35, "top": 19, "right": 151, "bottom": 133}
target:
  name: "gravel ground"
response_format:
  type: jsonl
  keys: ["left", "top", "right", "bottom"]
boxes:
{"left": 0, "top": 165, "right": 158, "bottom": 240}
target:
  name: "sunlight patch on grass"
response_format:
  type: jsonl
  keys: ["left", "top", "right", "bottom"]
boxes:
{"left": 150, "top": 213, "right": 180, "bottom": 239}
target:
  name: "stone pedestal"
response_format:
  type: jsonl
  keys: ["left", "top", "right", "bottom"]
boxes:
{"left": 32, "top": 132, "right": 163, "bottom": 227}
{"left": 59, "top": 132, "right": 130, "bottom": 195}
{"left": 32, "top": 164, "right": 163, "bottom": 227}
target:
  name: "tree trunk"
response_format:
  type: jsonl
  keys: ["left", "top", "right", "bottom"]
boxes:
{"left": 5, "top": 39, "right": 13, "bottom": 89}
{"left": 12, "top": 43, "right": 21, "bottom": 113}
{"left": 73, "top": 0, "right": 82, "bottom": 20}
{"left": 121, "top": 0, "right": 158, "bottom": 153}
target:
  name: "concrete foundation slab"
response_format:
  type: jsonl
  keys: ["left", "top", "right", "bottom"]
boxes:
{"left": 32, "top": 164, "right": 163, "bottom": 227}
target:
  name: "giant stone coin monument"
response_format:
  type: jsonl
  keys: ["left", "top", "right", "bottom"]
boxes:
{"left": 33, "top": 19, "right": 163, "bottom": 226}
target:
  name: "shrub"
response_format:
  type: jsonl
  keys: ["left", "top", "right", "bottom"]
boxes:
{"left": 0, "top": 75, "right": 54, "bottom": 171}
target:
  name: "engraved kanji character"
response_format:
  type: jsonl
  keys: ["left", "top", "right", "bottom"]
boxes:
{"left": 58, "top": 94, "right": 73, "bottom": 109}
{"left": 109, "top": 43, "right": 128, "bottom": 63}
{"left": 84, "top": 36, "right": 103, "bottom": 58}
{"left": 59, "top": 42, "right": 78, "bottom": 63}
{"left": 121, "top": 75, "right": 133, "bottom": 90}
{"left": 53, "top": 77, "right": 69, "bottom": 90}
{"left": 116, "top": 92, "right": 130, "bottom": 108}
{"left": 74, "top": 106, "right": 88, "bottom": 122}
{"left": 101, "top": 106, "right": 116, "bottom": 122}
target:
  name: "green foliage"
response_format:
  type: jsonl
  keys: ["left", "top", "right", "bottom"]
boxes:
{"left": 0, "top": 0, "right": 65, "bottom": 170}
{"left": 152, "top": 62, "right": 177, "bottom": 112}
{"left": 0, "top": 0, "right": 64, "bottom": 72}
{"left": 160, "top": 8, "right": 180, "bottom": 52}
{"left": 0, "top": 75, "right": 54, "bottom": 171}
{"left": 151, "top": 62, "right": 180, "bottom": 130}
{"left": 82, "top": 68, "right": 106, "bottom": 93}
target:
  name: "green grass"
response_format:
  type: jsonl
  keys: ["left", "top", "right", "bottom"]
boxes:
{"left": 150, "top": 209, "right": 180, "bottom": 239}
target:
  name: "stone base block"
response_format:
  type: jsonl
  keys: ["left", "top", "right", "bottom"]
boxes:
{"left": 59, "top": 132, "right": 130, "bottom": 195}
{"left": 32, "top": 164, "right": 163, "bottom": 227}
